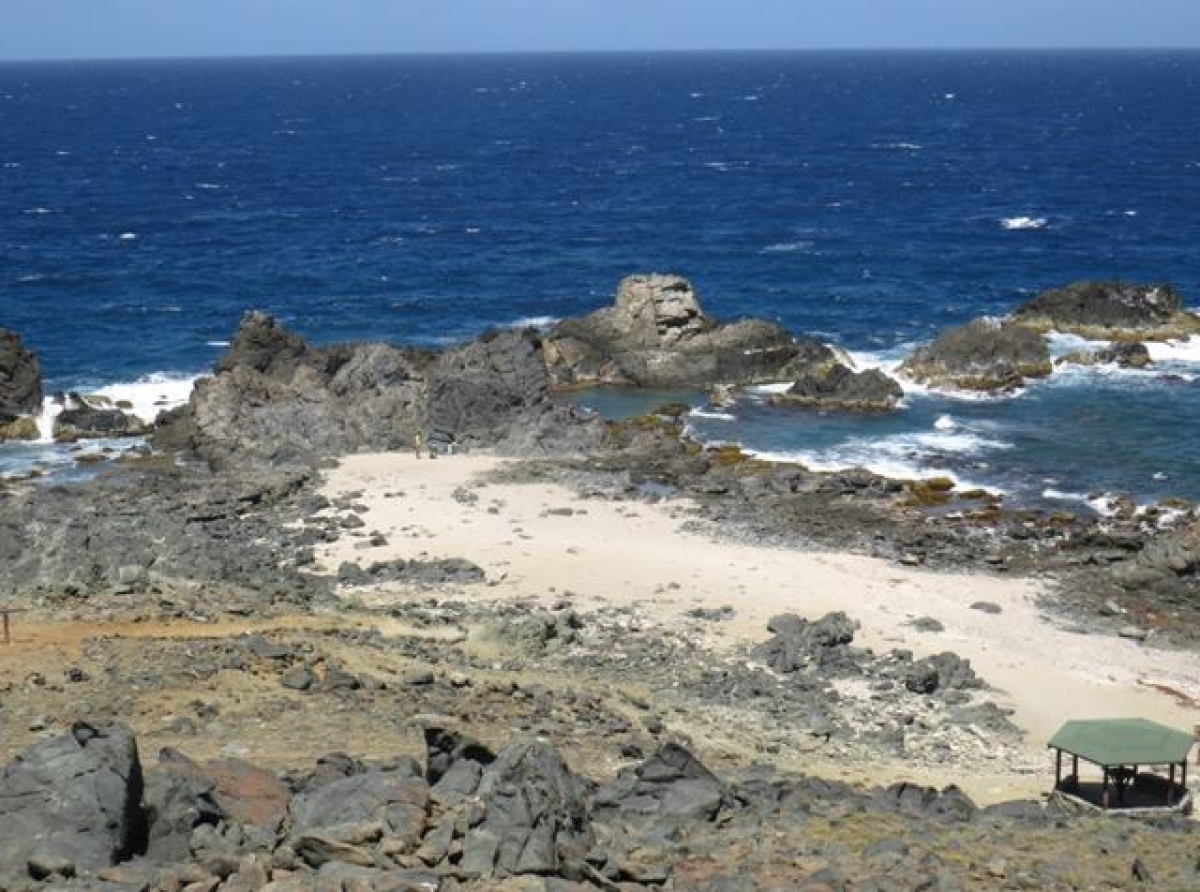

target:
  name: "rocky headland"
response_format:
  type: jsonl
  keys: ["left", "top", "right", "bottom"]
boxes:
{"left": 1, "top": 273, "right": 1199, "bottom": 890}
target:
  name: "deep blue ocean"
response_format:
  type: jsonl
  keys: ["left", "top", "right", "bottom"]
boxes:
{"left": 2, "top": 52, "right": 1199, "bottom": 506}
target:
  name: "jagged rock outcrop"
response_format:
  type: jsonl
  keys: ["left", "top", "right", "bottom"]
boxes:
{"left": 543, "top": 274, "right": 811, "bottom": 388}
{"left": 754, "top": 612, "right": 862, "bottom": 675}
{"left": 0, "top": 723, "right": 145, "bottom": 880}
{"left": 1056, "top": 341, "right": 1152, "bottom": 370}
{"left": 899, "top": 318, "right": 1052, "bottom": 392}
{"left": 52, "top": 392, "right": 149, "bottom": 442}
{"left": 0, "top": 327, "right": 42, "bottom": 441}
{"left": 5, "top": 725, "right": 1197, "bottom": 890}
{"left": 772, "top": 356, "right": 903, "bottom": 412}
{"left": 1012, "top": 280, "right": 1200, "bottom": 340}
{"left": 156, "top": 311, "right": 595, "bottom": 468}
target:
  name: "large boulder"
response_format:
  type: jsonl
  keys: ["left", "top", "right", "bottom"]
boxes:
{"left": 0, "top": 328, "right": 42, "bottom": 439}
{"left": 772, "top": 357, "right": 903, "bottom": 412}
{"left": 0, "top": 723, "right": 145, "bottom": 878}
{"left": 753, "top": 612, "right": 862, "bottom": 675}
{"left": 289, "top": 765, "right": 429, "bottom": 851}
{"left": 899, "top": 318, "right": 1052, "bottom": 392}
{"left": 543, "top": 274, "right": 807, "bottom": 388}
{"left": 1012, "top": 281, "right": 1200, "bottom": 340}
{"left": 462, "top": 741, "right": 593, "bottom": 878}
{"left": 418, "top": 730, "right": 591, "bottom": 880}
{"left": 157, "top": 748, "right": 291, "bottom": 832}
{"left": 591, "top": 744, "right": 733, "bottom": 833}
{"left": 52, "top": 392, "right": 149, "bottom": 442}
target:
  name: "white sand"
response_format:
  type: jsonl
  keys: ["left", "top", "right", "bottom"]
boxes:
{"left": 316, "top": 452, "right": 1200, "bottom": 801}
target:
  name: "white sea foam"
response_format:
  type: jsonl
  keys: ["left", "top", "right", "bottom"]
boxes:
{"left": 761, "top": 240, "right": 814, "bottom": 254}
{"left": 746, "top": 382, "right": 792, "bottom": 396}
{"left": 687, "top": 408, "right": 736, "bottom": 422}
{"left": 206, "top": 340, "right": 231, "bottom": 347}
{"left": 34, "top": 397, "right": 62, "bottom": 444}
{"left": 118, "top": 232, "right": 138, "bottom": 242}
{"left": 872, "top": 142, "right": 922, "bottom": 151}
{"left": 508, "top": 315, "right": 559, "bottom": 330}
{"left": 1000, "top": 216, "right": 1047, "bottom": 231}
{"left": 91, "top": 373, "right": 203, "bottom": 423}
{"left": 849, "top": 347, "right": 1020, "bottom": 401}
{"left": 745, "top": 444, "right": 998, "bottom": 493}
{"left": 23, "top": 207, "right": 53, "bottom": 215}
{"left": 1044, "top": 331, "right": 1108, "bottom": 358}
{"left": 933, "top": 414, "right": 957, "bottom": 431}
{"left": 1146, "top": 336, "right": 1200, "bottom": 364}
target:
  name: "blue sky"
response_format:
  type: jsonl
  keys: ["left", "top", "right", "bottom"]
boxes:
{"left": 2, "top": 1, "right": 1199, "bottom": 60}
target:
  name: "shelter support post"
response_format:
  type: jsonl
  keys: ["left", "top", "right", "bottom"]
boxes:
{"left": 1055, "top": 749, "right": 1062, "bottom": 790}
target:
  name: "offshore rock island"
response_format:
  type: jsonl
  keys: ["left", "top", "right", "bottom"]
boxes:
{"left": 1, "top": 273, "right": 1199, "bottom": 891}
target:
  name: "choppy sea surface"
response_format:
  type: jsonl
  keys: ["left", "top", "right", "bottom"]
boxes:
{"left": 2, "top": 51, "right": 1199, "bottom": 506}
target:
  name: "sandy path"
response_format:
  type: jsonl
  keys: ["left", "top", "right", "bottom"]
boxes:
{"left": 314, "top": 452, "right": 1200, "bottom": 798}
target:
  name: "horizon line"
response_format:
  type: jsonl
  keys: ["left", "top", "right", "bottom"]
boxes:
{"left": 2, "top": 45, "right": 1200, "bottom": 65}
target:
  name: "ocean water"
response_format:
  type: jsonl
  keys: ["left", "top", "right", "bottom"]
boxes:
{"left": 2, "top": 51, "right": 1199, "bottom": 504}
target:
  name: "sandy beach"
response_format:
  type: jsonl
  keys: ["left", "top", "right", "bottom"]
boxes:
{"left": 313, "top": 451, "right": 1200, "bottom": 803}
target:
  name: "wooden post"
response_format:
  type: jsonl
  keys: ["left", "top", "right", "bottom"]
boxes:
{"left": 1168, "top": 763, "right": 1175, "bottom": 806}
{"left": 1055, "top": 749, "right": 1062, "bottom": 790}
{"left": 1072, "top": 754, "right": 1078, "bottom": 785}
{"left": 2, "top": 610, "right": 9, "bottom": 645}
{"left": 1102, "top": 768, "right": 1110, "bottom": 810}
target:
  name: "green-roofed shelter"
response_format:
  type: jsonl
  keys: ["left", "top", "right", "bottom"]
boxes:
{"left": 1049, "top": 718, "right": 1195, "bottom": 811}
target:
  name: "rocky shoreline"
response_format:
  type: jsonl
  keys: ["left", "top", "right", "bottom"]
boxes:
{"left": 1, "top": 273, "right": 1199, "bottom": 889}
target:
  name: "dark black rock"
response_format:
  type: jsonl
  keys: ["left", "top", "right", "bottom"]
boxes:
{"left": 423, "top": 727, "right": 496, "bottom": 793}
{"left": 0, "top": 328, "right": 42, "bottom": 419}
{"left": 215, "top": 310, "right": 318, "bottom": 380}
{"left": 289, "top": 769, "right": 429, "bottom": 849}
{"left": 464, "top": 741, "right": 593, "bottom": 878}
{"left": 0, "top": 723, "right": 146, "bottom": 877}
{"left": 142, "top": 767, "right": 223, "bottom": 863}
{"left": 899, "top": 318, "right": 1052, "bottom": 392}
{"left": 775, "top": 360, "right": 903, "bottom": 412}
{"left": 755, "top": 612, "right": 859, "bottom": 674}
{"left": 337, "top": 557, "right": 486, "bottom": 588}
{"left": 1013, "top": 280, "right": 1196, "bottom": 336}
{"left": 280, "top": 666, "right": 315, "bottom": 692}
{"left": 903, "top": 653, "right": 981, "bottom": 695}
{"left": 875, "top": 782, "right": 977, "bottom": 823}
{"left": 592, "top": 744, "right": 733, "bottom": 832}
{"left": 52, "top": 393, "right": 148, "bottom": 442}
{"left": 425, "top": 328, "right": 553, "bottom": 449}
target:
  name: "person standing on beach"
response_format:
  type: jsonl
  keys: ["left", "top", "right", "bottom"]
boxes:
{"left": 413, "top": 431, "right": 423, "bottom": 458}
